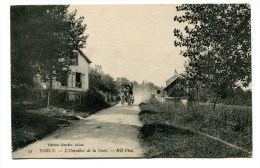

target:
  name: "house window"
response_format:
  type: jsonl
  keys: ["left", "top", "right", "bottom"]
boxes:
{"left": 76, "top": 72, "right": 82, "bottom": 88}
{"left": 69, "top": 52, "right": 79, "bottom": 66}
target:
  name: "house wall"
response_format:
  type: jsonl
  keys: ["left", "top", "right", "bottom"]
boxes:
{"left": 163, "top": 77, "right": 187, "bottom": 97}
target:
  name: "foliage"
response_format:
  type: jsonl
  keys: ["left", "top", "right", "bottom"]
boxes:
{"left": 173, "top": 4, "right": 251, "bottom": 108}
{"left": 51, "top": 91, "right": 71, "bottom": 107}
{"left": 101, "top": 74, "right": 118, "bottom": 94}
{"left": 11, "top": 5, "right": 88, "bottom": 106}
{"left": 89, "top": 66, "right": 103, "bottom": 90}
{"left": 82, "top": 88, "right": 107, "bottom": 107}
{"left": 11, "top": 84, "right": 32, "bottom": 103}
{"left": 89, "top": 65, "right": 118, "bottom": 95}
{"left": 223, "top": 87, "right": 252, "bottom": 106}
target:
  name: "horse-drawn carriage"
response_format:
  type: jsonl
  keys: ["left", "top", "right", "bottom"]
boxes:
{"left": 121, "top": 82, "right": 134, "bottom": 105}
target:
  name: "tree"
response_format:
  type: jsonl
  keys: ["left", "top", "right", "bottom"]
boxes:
{"left": 11, "top": 6, "right": 38, "bottom": 103}
{"left": 89, "top": 65, "right": 118, "bottom": 97}
{"left": 174, "top": 4, "right": 251, "bottom": 108}
{"left": 101, "top": 74, "right": 118, "bottom": 95}
{"left": 89, "top": 66, "right": 103, "bottom": 91}
{"left": 11, "top": 5, "right": 88, "bottom": 107}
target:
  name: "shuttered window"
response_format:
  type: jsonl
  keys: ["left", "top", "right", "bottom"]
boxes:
{"left": 82, "top": 73, "right": 85, "bottom": 88}
{"left": 76, "top": 72, "right": 82, "bottom": 88}
{"left": 72, "top": 72, "right": 76, "bottom": 88}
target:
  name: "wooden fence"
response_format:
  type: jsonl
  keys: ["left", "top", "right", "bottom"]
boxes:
{"left": 156, "top": 96, "right": 187, "bottom": 108}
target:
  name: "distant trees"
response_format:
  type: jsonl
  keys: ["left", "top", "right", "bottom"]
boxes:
{"left": 174, "top": 4, "right": 251, "bottom": 108}
{"left": 11, "top": 5, "right": 87, "bottom": 107}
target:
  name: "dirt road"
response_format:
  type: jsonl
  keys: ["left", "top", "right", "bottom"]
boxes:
{"left": 12, "top": 104, "right": 144, "bottom": 158}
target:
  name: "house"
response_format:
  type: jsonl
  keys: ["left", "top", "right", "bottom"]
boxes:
{"left": 154, "top": 70, "right": 187, "bottom": 106}
{"left": 52, "top": 49, "right": 92, "bottom": 100}
{"left": 153, "top": 69, "right": 188, "bottom": 106}
{"left": 162, "top": 69, "right": 206, "bottom": 103}
{"left": 34, "top": 49, "right": 92, "bottom": 101}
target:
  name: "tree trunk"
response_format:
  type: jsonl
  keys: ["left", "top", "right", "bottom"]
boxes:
{"left": 47, "top": 71, "right": 53, "bottom": 108}
{"left": 196, "top": 84, "right": 199, "bottom": 103}
{"left": 213, "top": 92, "right": 219, "bottom": 110}
{"left": 187, "top": 86, "right": 190, "bottom": 113}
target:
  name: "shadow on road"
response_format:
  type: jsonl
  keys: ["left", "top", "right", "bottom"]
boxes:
{"left": 140, "top": 124, "right": 195, "bottom": 138}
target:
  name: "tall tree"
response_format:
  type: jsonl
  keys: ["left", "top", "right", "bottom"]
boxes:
{"left": 173, "top": 4, "right": 251, "bottom": 108}
{"left": 11, "top": 5, "right": 87, "bottom": 107}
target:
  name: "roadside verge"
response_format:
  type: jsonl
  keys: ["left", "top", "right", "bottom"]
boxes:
{"left": 138, "top": 99, "right": 252, "bottom": 158}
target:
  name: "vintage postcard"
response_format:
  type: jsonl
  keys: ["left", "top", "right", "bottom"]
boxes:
{"left": 10, "top": 4, "right": 252, "bottom": 159}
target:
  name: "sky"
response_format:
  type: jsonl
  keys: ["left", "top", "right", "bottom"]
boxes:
{"left": 69, "top": 5, "right": 187, "bottom": 87}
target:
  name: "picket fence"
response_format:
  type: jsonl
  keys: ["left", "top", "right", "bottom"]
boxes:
{"left": 155, "top": 96, "right": 188, "bottom": 108}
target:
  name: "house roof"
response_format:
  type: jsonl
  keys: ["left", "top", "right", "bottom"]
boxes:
{"left": 163, "top": 74, "right": 183, "bottom": 90}
{"left": 78, "top": 48, "right": 92, "bottom": 64}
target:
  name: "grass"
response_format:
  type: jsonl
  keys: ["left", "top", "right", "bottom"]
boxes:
{"left": 12, "top": 106, "right": 62, "bottom": 151}
{"left": 139, "top": 98, "right": 252, "bottom": 157}
{"left": 141, "top": 124, "right": 249, "bottom": 158}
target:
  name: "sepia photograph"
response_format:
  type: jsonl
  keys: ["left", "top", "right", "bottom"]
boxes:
{"left": 7, "top": 3, "right": 253, "bottom": 159}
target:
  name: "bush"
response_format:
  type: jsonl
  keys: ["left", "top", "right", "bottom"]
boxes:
{"left": 11, "top": 84, "right": 33, "bottom": 103}
{"left": 63, "top": 88, "right": 111, "bottom": 113}
{"left": 51, "top": 91, "right": 72, "bottom": 107}
{"left": 82, "top": 88, "right": 109, "bottom": 107}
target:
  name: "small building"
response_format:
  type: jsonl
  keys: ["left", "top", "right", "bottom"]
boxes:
{"left": 154, "top": 70, "right": 188, "bottom": 106}
{"left": 163, "top": 70, "right": 186, "bottom": 97}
